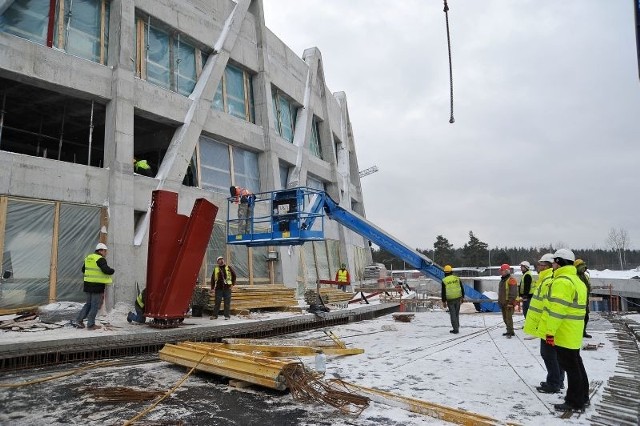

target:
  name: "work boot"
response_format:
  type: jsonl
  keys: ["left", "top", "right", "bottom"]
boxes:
{"left": 127, "top": 312, "right": 134, "bottom": 323}
{"left": 87, "top": 324, "right": 101, "bottom": 330}
{"left": 554, "top": 403, "right": 584, "bottom": 412}
{"left": 583, "top": 333, "right": 592, "bottom": 338}
{"left": 75, "top": 320, "right": 85, "bottom": 329}
{"left": 537, "top": 385, "right": 561, "bottom": 394}
{"left": 449, "top": 330, "right": 459, "bottom": 334}
{"left": 210, "top": 315, "right": 218, "bottom": 320}
{"left": 224, "top": 316, "right": 230, "bottom": 320}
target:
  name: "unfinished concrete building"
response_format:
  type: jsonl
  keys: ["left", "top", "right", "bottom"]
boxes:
{"left": 0, "top": 0, "right": 372, "bottom": 311}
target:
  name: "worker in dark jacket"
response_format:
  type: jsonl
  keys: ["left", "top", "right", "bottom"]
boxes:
{"left": 127, "top": 288, "right": 146, "bottom": 324}
{"left": 75, "top": 243, "right": 115, "bottom": 330}
{"left": 574, "top": 259, "right": 592, "bottom": 338}
{"left": 498, "top": 263, "right": 518, "bottom": 337}
{"left": 210, "top": 256, "right": 236, "bottom": 320}
{"left": 441, "top": 264, "right": 464, "bottom": 334}
{"left": 519, "top": 261, "right": 533, "bottom": 317}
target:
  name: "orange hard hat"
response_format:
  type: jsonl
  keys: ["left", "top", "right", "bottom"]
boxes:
{"left": 499, "top": 264, "right": 510, "bottom": 272}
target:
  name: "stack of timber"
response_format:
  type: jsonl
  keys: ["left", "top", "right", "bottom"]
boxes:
{"left": 158, "top": 341, "right": 300, "bottom": 391}
{"left": 221, "top": 337, "right": 365, "bottom": 357}
{"left": 208, "top": 285, "right": 299, "bottom": 313}
{"left": 304, "top": 288, "right": 353, "bottom": 305}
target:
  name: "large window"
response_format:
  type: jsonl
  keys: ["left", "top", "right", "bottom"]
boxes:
{"left": 0, "top": 0, "right": 110, "bottom": 65}
{"left": 213, "top": 64, "right": 255, "bottom": 123}
{"left": 272, "top": 89, "right": 297, "bottom": 142}
{"left": 135, "top": 16, "right": 201, "bottom": 96}
{"left": 307, "top": 175, "right": 325, "bottom": 192}
{"left": 198, "top": 135, "right": 260, "bottom": 195}
{"left": 309, "top": 117, "right": 323, "bottom": 159}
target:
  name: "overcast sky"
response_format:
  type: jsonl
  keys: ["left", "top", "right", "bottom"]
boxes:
{"left": 263, "top": 1, "right": 640, "bottom": 251}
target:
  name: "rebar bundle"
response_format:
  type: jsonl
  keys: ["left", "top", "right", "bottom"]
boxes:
{"left": 83, "top": 386, "right": 165, "bottom": 402}
{"left": 281, "top": 363, "right": 369, "bottom": 416}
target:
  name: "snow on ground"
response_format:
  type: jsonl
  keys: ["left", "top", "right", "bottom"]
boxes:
{"left": 0, "top": 303, "right": 621, "bottom": 425}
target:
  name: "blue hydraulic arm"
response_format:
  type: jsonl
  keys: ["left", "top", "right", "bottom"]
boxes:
{"left": 322, "top": 195, "right": 443, "bottom": 282}
{"left": 322, "top": 194, "right": 499, "bottom": 313}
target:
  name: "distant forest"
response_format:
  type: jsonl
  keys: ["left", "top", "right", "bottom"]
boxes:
{"left": 371, "top": 230, "right": 640, "bottom": 271}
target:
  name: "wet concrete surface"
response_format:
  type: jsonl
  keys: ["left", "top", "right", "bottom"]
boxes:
{"left": 0, "top": 355, "right": 401, "bottom": 426}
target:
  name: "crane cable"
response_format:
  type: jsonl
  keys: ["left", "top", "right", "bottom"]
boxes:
{"left": 443, "top": 0, "right": 455, "bottom": 124}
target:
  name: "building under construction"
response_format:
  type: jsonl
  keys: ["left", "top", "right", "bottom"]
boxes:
{"left": 0, "top": 0, "right": 372, "bottom": 311}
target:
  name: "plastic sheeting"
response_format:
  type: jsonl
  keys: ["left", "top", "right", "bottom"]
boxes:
{"left": 232, "top": 147, "right": 259, "bottom": 193}
{"left": 56, "top": 204, "right": 101, "bottom": 302}
{"left": 199, "top": 135, "right": 231, "bottom": 195}
{"left": 0, "top": 0, "right": 50, "bottom": 45}
{"left": 59, "top": 0, "right": 109, "bottom": 63}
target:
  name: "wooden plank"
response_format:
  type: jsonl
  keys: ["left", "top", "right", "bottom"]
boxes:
{"left": 48, "top": 202, "right": 60, "bottom": 303}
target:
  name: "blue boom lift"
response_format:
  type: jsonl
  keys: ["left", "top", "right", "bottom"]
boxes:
{"left": 227, "top": 187, "right": 498, "bottom": 312}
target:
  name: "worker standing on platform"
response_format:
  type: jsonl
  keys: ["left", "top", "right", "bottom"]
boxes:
{"left": 230, "top": 186, "right": 255, "bottom": 234}
{"left": 441, "top": 264, "right": 464, "bottom": 334}
{"left": 519, "top": 261, "right": 533, "bottom": 317}
{"left": 75, "top": 243, "right": 114, "bottom": 330}
{"left": 498, "top": 264, "right": 518, "bottom": 337}
{"left": 336, "top": 263, "right": 350, "bottom": 292}
{"left": 524, "top": 253, "right": 565, "bottom": 393}
{"left": 210, "top": 256, "right": 236, "bottom": 320}
{"left": 543, "top": 249, "right": 589, "bottom": 412}
{"left": 574, "top": 259, "right": 592, "bottom": 338}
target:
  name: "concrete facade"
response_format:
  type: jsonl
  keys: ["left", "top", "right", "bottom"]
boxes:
{"left": 0, "top": 0, "right": 371, "bottom": 309}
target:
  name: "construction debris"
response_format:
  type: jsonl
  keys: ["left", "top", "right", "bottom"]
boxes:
{"left": 392, "top": 313, "right": 415, "bottom": 323}
{"left": 282, "top": 363, "right": 370, "bottom": 416}
{"left": 83, "top": 386, "right": 165, "bottom": 402}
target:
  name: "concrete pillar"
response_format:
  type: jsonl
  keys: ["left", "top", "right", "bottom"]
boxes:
{"left": 103, "top": 0, "right": 137, "bottom": 308}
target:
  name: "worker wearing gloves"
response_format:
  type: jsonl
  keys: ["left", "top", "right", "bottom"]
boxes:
{"left": 210, "top": 256, "right": 236, "bottom": 320}
{"left": 524, "top": 253, "right": 565, "bottom": 393}
{"left": 519, "top": 261, "right": 533, "bottom": 317}
{"left": 441, "top": 264, "right": 464, "bottom": 334}
{"left": 497, "top": 264, "right": 518, "bottom": 337}
{"left": 542, "top": 249, "right": 589, "bottom": 412}
{"left": 230, "top": 186, "right": 256, "bottom": 234}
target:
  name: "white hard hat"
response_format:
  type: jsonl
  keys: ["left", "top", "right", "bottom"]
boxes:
{"left": 519, "top": 261, "right": 531, "bottom": 269}
{"left": 96, "top": 243, "right": 108, "bottom": 251}
{"left": 553, "top": 248, "right": 575, "bottom": 262}
{"left": 538, "top": 253, "right": 555, "bottom": 264}
{"left": 216, "top": 256, "right": 224, "bottom": 261}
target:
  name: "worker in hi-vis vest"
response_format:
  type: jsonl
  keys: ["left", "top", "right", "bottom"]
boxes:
{"left": 541, "top": 248, "right": 588, "bottom": 412}
{"left": 127, "top": 288, "right": 147, "bottom": 324}
{"left": 210, "top": 256, "right": 236, "bottom": 320}
{"left": 335, "top": 263, "right": 350, "bottom": 292}
{"left": 441, "top": 265, "right": 464, "bottom": 334}
{"left": 498, "top": 264, "right": 518, "bottom": 337}
{"left": 519, "top": 261, "right": 533, "bottom": 317}
{"left": 75, "top": 243, "right": 114, "bottom": 330}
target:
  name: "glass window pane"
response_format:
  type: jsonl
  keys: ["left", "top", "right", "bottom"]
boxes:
{"left": 175, "top": 39, "right": 196, "bottom": 96}
{"left": 307, "top": 176, "right": 324, "bottom": 191}
{"left": 64, "top": 0, "right": 101, "bottom": 62}
{"left": 232, "top": 147, "right": 259, "bottom": 192}
{"left": 279, "top": 164, "right": 289, "bottom": 189}
{"left": 278, "top": 96, "right": 294, "bottom": 142}
{"left": 1, "top": 200, "right": 54, "bottom": 309}
{"left": 212, "top": 81, "right": 224, "bottom": 111}
{"left": 0, "top": 0, "right": 50, "bottom": 44}
{"left": 199, "top": 135, "right": 230, "bottom": 194}
{"left": 272, "top": 93, "right": 280, "bottom": 135}
{"left": 146, "top": 24, "right": 171, "bottom": 89}
{"left": 310, "top": 118, "right": 322, "bottom": 159}
{"left": 56, "top": 204, "right": 101, "bottom": 302}
{"left": 225, "top": 65, "right": 246, "bottom": 120}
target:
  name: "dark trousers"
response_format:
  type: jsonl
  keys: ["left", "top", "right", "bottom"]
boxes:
{"left": 522, "top": 297, "right": 530, "bottom": 317}
{"left": 77, "top": 292, "right": 103, "bottom": 327}
{"left": 213, "top": 286, "right": 232, "bottom": 318}
{"left": 446, "top": 298, "right": 461, "bottom": 332}
{"left": 556, "top": 346, "right": 589, "bottom": 408}
{"left": 501, "top": 305, "right": 514, "bottom": 334}
{"left": 584, "top": 311, "right": 590, "bottom": 335}
{"left": 540, "top": 339, "right": 564, "bottom": 389}
{"left": 127, "top": 304, "right": 146, "bottom": 323}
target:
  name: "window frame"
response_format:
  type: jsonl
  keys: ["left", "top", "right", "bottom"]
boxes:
{"left": 212, "top": 63, "right": 255, "bottom": 123}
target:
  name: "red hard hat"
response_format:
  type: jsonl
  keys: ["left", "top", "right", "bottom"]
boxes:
{"left": 499, "top": 264, "right": 510, "bottom": 271}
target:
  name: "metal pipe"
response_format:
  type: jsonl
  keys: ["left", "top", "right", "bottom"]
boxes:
{"left": 88, "top": 100, "right": 94, "bottom": 165}
{"left": 0, "top": 93, "right": 5, "bottom": 149}
{"left": 57, "top": 104, "right": 66, "bottom": 161}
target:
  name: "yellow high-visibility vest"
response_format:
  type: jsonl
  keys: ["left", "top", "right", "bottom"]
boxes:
{"left": 84, "top": 253, "right": 112, "bottom": 284}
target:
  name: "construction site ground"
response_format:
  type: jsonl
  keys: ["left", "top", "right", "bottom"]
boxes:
{"left": 1, "top": 299, "right": 639, "bottom": 425}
